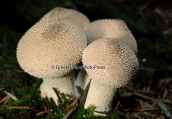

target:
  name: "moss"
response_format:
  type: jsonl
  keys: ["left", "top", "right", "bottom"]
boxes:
{"left": 72, "top": 104, "right": 97, "bottom": 119}
{"left": 71, "top": 104, "right": 124, "bottom": 119}
{"left": 103, "top": 111, "right": 124, "bottom": 119}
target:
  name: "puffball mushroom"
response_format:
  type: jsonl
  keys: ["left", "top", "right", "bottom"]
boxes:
{"left": 41, "top": 7, "right": 90, "bottom": 30}
{"left": 16, "top": 18, "right": 87, "bottom": 105}
{"left": 82, "top": 38, "right": 138, "bottom": 115}
{"left": 84, "top": 19, "right": 137, "bottom": 53}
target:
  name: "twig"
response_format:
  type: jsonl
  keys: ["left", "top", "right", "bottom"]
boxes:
{"left": 163, "top": 99, "right": 172, "bottom": 104}
{"left": 161, "top": 88, "right": 168, "bottom": 101}
{"left": 115, "top": 101, "right": 120, "bottom": 111}
{"left": 127, "top": 87, "right": 153, "bottom": 96}
{"left": 59, "top": 98, "right": 79, "bottom": 113}
{"left": 62, "top": 105, "right": 79, "bottom": 119}
{"left": 143, "top": 102, "right": 153, "bottom": 108}
{"left": 133, "top": 92, "right": 156, "bottom": 101}
{"left": 1, "top": 96, "right": 10, "bottom": 106}
{"left": 139, "top": 100, "right": 144, "bottom": 109}
{"left": 0, "top": 96, "right": 9, "bottom": 103}
{"left": 3, "top": 106, "right": 35, "bottom": 109}
{"left": 138, "top": 108, "right": 158, "bottom": 111}
{"left": 156, "top": 101, "right": 172, "bottom": 118}
{"left": 36, "top": 111, "right": 47, "bottom": 116}
{"left": 43, "top": 104, "right": 50, "bottom": 114}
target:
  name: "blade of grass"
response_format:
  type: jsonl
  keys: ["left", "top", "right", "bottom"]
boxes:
{"left": 4, "top": 90, "right": 18, "bottom": 101}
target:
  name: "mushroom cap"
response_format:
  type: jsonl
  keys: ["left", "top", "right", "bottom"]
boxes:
{"left": 84, "top": 19, "right": 137, "bottom": 53}
{"left": 17, "top": 18, "right": 87, "bottom": 79}
{"left": 41, "top": 7, "right": 90, "bottom": 30}
{"left": 82, "top": 38, "right": 138, "bottom": 88}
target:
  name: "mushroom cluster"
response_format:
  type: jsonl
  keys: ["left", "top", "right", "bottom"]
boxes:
{"left": 16, "top": 6, "right": 139, "bottom": 116}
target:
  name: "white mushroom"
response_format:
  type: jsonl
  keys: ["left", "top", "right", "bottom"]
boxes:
{"left": 16, "top": 18, "right": 87, "bottom": 105}
{"left": 84, "top": 19, "right": 137, "bottom": 53}
{"left": 82, "top": 38, "right": 138, "bottom": 115}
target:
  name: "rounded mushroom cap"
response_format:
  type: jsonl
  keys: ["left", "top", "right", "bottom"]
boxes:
{"left": 82, "top": 38, "right": 138, "bottom": 88}
{"left": 84, "top": 19, "right": 137, "bottom": 53}
{"left": 17, "top": 18, "right": 87, "bottom": 79}
{"left": 41, "top": 7, "right": 90, "bottom": 30}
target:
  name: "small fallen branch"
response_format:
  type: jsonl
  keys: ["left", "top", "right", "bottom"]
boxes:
{"left": 0, "top": 96, "right": 9, "bottom": 104}
{"left": 3, "top": 106, "right": 35, "bottom": 110}
{"left": 36, "top": 111, "right": 47, "bottom": 116}
{"left": 156, "top": 101, "right": 172, "bottom": 118}
{"left": 43, "top": 104, "right": 50, "bottom": 114}
{"left": 62, "top": 105, "right": 79, "bottom": 119}
{"left": 58, "top": 98, "right": 79, "bottom": 114}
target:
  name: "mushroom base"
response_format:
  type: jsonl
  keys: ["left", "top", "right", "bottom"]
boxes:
{"left": 84, "top": 80, "right": 116, "bottom": 116}
{"left": 40, "top": 70, "right": 75, "bottom": 105}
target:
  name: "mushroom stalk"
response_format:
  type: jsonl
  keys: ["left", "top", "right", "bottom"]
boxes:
{"left": 40, "top": 71, "right": 75, "bottom": 105}
{"left": 84, "top": 80, "right": 116, "bottom": 116}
